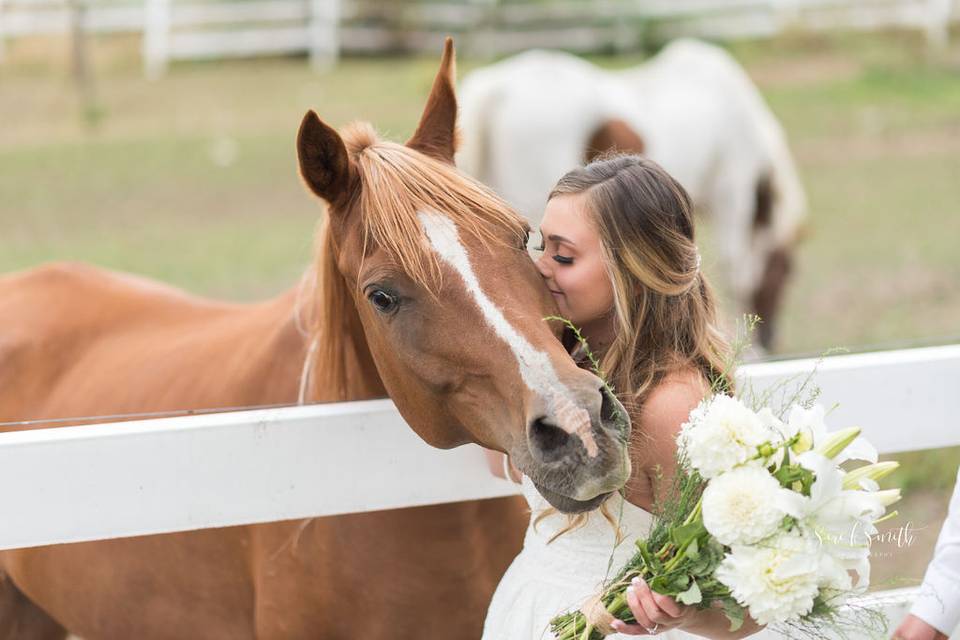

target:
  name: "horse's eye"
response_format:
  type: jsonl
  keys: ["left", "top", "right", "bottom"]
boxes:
{"left": 368, "top": 289, "right": 399, "bottom": 314}
{"left": 521, "top": 230, "right": 531, "bottom": 250}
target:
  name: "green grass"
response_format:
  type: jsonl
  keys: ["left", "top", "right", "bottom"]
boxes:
{"left": 4, "top": 33, "right": 957, "bottom": 319}
{"left": 3, "top": 32, "right": 958, "bottom": 337}
{"left": 0, "top": 131, "right": 318, "bottom": 297}
{"left": 0, "top": 44, "right": 491, "bottom": 297}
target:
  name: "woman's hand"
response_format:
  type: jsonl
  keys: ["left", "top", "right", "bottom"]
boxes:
{"left": 892, "top": 614, "right": 949, "bottom": 640}
{"left": 612, "top": 578, "right": 764, "bottom": 639}
{"left": 610, "top": 577, "right": 696, "bottom": 636}
{"left": 482, "top": 449, "right": 522, "bottom": 482}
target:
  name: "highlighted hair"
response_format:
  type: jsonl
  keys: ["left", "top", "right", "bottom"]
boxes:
{"left": 539, "top": 154, "right": 733, "bottom": 539}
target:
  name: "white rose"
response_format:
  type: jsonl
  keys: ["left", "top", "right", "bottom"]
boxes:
{"left": 702, "top": 466, "right": 803, "bottom": 546}
{"left": 678, "top": 395, "right": 773, "bottom": 479}
{"left": 715, "top": 530, "right": 822, "bottom": 625}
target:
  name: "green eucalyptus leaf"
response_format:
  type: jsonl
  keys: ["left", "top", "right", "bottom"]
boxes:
{"left": 671, "top": 521, "right": 705, "bottom": 546}
{"left": 670, "top": 574, "right": 691, "bottom": 591}
{"left": 689, "top": 552, "right": 715, "bottom": 575}
{"left": 723, "top": 599, "right": 745, "bottom": 632}
{"left": 650, "top": 575, "right": 673, "bottom": 593}
{"left": 677, "top": 580, "right": 702, "bottom": 605}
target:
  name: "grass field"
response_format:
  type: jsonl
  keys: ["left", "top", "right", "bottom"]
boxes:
{"left": 1, "top": 29, "right": 958, "bottom": 589}
{"left": 2, "top": 31, "right": 958, "bottom": 352}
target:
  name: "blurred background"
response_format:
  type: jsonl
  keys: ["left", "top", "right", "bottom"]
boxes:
{"left": 1, "top": 0, "right": 958, "bottom": 595}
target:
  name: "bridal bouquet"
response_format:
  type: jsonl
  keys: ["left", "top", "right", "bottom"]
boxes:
{"left": 550, "top": 394, "right": 900, "bottom": 640}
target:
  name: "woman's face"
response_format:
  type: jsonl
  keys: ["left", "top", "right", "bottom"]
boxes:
{"left": 535, "top": 193, "right": 615, "bottom": 328}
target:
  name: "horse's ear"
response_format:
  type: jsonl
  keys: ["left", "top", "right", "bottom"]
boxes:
{"left": 297, "top": 110, "right": 356, "bottom": 208}
{"left": 406, "top": 37, "right": 458, "bottom": 165}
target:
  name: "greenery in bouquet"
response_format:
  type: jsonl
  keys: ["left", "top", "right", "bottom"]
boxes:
{"left": 550, "top": 317, "right": 900, "bottom": 640}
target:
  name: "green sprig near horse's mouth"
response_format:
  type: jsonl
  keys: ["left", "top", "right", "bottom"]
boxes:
{"left": 544, "top": 315, "right": 628, "bottom": 443}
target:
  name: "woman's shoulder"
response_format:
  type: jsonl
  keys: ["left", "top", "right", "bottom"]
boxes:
{"left": 641, "top": 366, "right": 710, "bottom": 426}
{"left": 624, "top": 365, "right": 710, "bottom": 509}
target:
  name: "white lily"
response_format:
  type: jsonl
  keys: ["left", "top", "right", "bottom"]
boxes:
{"left": 783, "top": 404, "right": 878, "bottom": 465}
{"left": 873, "top": 488, "right": 902, "bottom": 508}
{"left": 791, "top": 452, "right": 889, "bottom": 590}
{"left": 784, "top": 404, "right": 826, "bottom": 454}
{"left": 842, "top": 461, "right": 900, "bottom": 491}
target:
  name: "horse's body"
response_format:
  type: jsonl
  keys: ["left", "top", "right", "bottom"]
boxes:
{"left": 0, "top": 41, "right": 632, "bottom": 639}
{"left": 0, "top": 262, "right": 524, "bottom": 640}
{"left": 0, "top": 262, "right": 308, "bottom": 422}
{"left": 458, "top": 39, "right": 807, "bottom": 349}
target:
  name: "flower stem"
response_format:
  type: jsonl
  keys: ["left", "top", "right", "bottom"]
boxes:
{"left": 683, "top": 498, "right": 703, "bottom": 526}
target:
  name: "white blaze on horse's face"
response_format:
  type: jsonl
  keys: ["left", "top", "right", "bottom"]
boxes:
{"left": 417, "top": 210, "right": 599, "bottom": 458}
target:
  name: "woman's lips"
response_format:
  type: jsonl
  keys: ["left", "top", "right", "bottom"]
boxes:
{"left": 548, "top": 289, "right": 563, "bottom": 296}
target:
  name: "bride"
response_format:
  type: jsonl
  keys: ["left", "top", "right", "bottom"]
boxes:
{"left": 483, "top": 155, "right": 761, "bottom": 639}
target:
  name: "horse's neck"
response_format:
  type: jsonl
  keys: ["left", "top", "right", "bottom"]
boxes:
{"left": 217, "top": 288, "right": 315, "bottom": 406}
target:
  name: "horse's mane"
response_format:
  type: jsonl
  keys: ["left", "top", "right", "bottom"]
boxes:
{"left": 303, "top": 122, "right": 529, "bottom": 401}
{"left": 342, "top": 122, "right": 528, "bottom": 287}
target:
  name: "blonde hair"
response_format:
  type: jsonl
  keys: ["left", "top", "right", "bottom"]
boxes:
{"left": 535, "top": 154, "right": 733, "bottom": 540}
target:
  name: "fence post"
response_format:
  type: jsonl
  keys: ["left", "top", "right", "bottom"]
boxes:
{"left": 308, "top": 0, "right": 339, "bottom": 71}
{"left": 772, "top": 0, "right": 802, "bottom": 34}
{"left": 0, "top": 0, "right": 7, "bottom": 63}
{"left": 926, "top": 0, "right": 951, "bottom": 50}
{"left": 142, "top": 0, "right": 171, "bottom": 78}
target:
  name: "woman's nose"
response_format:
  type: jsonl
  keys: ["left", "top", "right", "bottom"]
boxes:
{"left": 535, "top": 253, "right": 551, "bottom": 279}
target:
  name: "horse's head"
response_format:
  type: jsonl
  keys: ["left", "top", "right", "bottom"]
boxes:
{"left": 296, "top": 39, "right": 631, "bottom": 513}
{"left": 746, "top": 173, "right": 807, "bottom": 352}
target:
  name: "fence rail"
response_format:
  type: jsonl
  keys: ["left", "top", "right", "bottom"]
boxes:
{"left": 1, "top": 344, "right": 956, "bottom": 635}
{"left": 1, "top": 343, "right": 956, "bottom": 551}
{"left": 1, "top": 0, "right": 958, "bottom": 73}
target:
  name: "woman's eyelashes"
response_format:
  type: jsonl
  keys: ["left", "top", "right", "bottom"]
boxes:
{"left": 532, "top": 232, "right": 573, "bottom": 264}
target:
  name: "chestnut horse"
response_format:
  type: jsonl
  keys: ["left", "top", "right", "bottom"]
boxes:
{"left": 0, "top": 40, "right": 631, "bottom": 639}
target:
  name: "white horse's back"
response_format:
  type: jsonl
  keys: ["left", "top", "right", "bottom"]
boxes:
{"left": 630, "top": 39, "right": 806, "bottom": 244}
{"left": 458, "top": 50, "right": 635, "bottom": 224}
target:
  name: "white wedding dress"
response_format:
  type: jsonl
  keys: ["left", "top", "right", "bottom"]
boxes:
{"left": 482, "top": 474, "right": 702, "bottom": 640}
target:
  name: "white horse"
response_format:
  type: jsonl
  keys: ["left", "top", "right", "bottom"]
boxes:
{"left": 458, "top": 39, "right": 807, "bottom": 350}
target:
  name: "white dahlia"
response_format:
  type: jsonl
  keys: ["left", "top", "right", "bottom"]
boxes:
{"left": 678, "top": 395, "right": 773, "bottom": 479}
{"left": 702, "top": 466, "right": 804, "bottom": 546}
{"left": 715, "top": 530, "right": 822, "bottom": 625}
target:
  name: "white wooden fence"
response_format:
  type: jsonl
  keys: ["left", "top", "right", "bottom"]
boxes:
{"left": 1, "top": 0, "right": 958, "bottom": 74}
{"left": 1, "top": 343, "right": 958, "bottom": 635}
{"left": 0, "top": 0, "right": 341, "bottom": 75}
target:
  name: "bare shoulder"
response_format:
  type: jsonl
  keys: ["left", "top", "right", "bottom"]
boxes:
{"left": 626, "top": 367, "right": 710, "bottom": 508}
{"left": 640, "top": 367, "right": 710, "bottom": 435}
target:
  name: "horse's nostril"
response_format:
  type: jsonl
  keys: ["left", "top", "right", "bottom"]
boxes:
{"left": 528, "top": 416, "right": 573, "bottom": 463}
